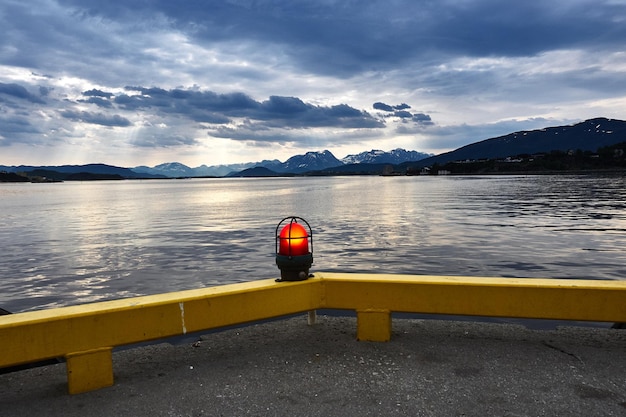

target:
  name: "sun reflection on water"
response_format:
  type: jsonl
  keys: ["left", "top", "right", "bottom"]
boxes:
{"left": 1, "top": 175, "right": 625, "bottom": 312}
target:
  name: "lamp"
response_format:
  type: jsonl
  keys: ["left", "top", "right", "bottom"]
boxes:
{"left": 275, "top": 216, "right": 313, "bottom": 281}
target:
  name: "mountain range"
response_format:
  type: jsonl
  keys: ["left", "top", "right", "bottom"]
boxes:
{"left": 409, "top": 117, "right": 626, "bottom": 169}
{"left": 2, "top": 118, "right": 625, "bottom": 179}
{"left": 131, "top": 148, "right": 433, "bottom": 177}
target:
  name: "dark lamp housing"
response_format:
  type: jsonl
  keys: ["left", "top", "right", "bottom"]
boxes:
{"left": 275, "top": 216, "right": 313, "bottom": 281}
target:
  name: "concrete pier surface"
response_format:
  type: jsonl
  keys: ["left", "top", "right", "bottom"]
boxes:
{"left": 1, "top": 315, "right": 625, "bottom": 416}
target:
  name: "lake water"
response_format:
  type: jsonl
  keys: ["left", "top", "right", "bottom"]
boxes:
{"left": 1, "top": 174, "right": 625, "bottom": 313}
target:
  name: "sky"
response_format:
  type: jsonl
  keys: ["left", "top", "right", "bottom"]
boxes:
{"left": 1, "top": 0, "right": 626, "bottom": 168}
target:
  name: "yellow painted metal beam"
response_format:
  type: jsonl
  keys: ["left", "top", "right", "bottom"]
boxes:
{"left": 1, "top": 272, "right": 625, "bottom": 393}
{"left": 317, "top": 273, "right": 626, "bottom": 341}
{"left": 0, "top": 278, "right": 320, "bottom": 369}
{"left": 318, "top": 273, "right": 626, "bottom": 321}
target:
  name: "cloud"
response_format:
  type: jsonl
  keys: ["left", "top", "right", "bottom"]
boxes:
{"left": 83, "top": 89, "right": 114, "bottom": 98}
{"left": 374, "top": 102, "right": 413, "bottom": 113}
{"left": 374, "top": 101, "right": 435, "bottom": 128}
{"left": 79, "top": 97, "right": 113, "bottom": 108}
{"left": 373, "top": 102, "right": 394, "bottom": 112}
{"left": 1, "top": 1, "right": 625, "bottom": 166}
{"left": 0, "top": 78, "right": 386, "bottom": 156}
{"left": 0, "top": 82, "right": 45, "bottom": 104}
{"left": 33, "top": 1, "right": 615, "bottom": 81}
{"left": 0, "top": 115, "right": 41, "bottom": 143}
{"left": 394, "top": 111, "right": 413, "bottom": 119}
{"left": 255, "top": 98, "right": 383, "bottom": 129}
{"left": 114, "top": 87, "right": 383, "bottom": 129}
{"left": 60, "top": 110, "right": 132, "bottom": 127}
{"left": 130, "top": 133, "right": 198, "bottom": 148}
{"left": 412, "top": 113, "right": 434, "bottom": 125}
{"left": 115, "top": 88, "right": 259, "bottom": 115}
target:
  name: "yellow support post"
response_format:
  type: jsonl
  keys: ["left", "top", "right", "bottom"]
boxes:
{"left": 66, "top": 347, "right": 113, "bottom": 394}
{"left": 356, "top": 309, "right": 391, "bottom": 342}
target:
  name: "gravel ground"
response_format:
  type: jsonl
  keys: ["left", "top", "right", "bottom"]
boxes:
{"left": 1, "top": 315, "right": 625, "bottom": 417}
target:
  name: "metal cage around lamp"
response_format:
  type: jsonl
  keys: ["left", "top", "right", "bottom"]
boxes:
{"left": 275, "top": 216, "right": 313, "bottom": 281}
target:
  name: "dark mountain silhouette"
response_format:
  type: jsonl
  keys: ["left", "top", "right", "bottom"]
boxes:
{"left": 308, "top": 163, "right": 391, "bottom": 175}
{"left": 0, "top": 172, "right": 29, "bottom": 182}
{"left": 226, "top": 166, "right": 282, "bottom": 177}
{"left": 410, "top": 118, "right": 626, "bottom": 168}
{"left": 0, "top": 163, "right": 163, "bottom": 179}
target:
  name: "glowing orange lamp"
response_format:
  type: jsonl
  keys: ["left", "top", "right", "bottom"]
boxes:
{"left": 275, "top": 216, "right": 313, "bottom": 281}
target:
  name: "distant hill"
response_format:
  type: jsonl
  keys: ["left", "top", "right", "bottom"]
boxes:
{"left": 406, "top": 140, "right": 626, "bottom": 174}
{"left": 0, "top": 172, "right": 29, "bottom": 182}
{"left": 0, "top": 163, "right": 164, "bottom": 179}
{"left": 226, "top": 166, "right": 282, "bottom": 177}
{"left": 308, "top": 163, "right": 391, "bottom": 175}
{"left": 24, "top": 169, "right": 125, "bottom": 181}
{"left": 410, "top": 118, "right": 626, "bottom": 168}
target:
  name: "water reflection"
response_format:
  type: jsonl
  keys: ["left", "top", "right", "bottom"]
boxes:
{"left": 1, "top": 174, "right": 625, "bottom": 312}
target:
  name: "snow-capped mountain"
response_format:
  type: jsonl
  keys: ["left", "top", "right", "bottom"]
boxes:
{"left": 132, "top": 148, "right": 432, "bottom": 177}
{"left": 275, "top": 150, "right": 343, "bottom": 173}
{"left": 133, "top": 161, "right": 281, "bottom": 177}
{"left": 341, "top": 148, "right": 433, "bottom": 164}
{"left": 134, "top": 162, "right": 195, "bottom": 177}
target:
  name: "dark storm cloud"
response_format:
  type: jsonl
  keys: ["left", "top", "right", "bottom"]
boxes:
{"left": 374, "top": 102, "right": 434, "bottom": 126}
{"left": 374, "top": 102, "right": 413, "bottom": 113}
{"left": 256, "top": 97, "right": 383, "bottom": 128}
{"left": 394, "top": 111, "right": 413, "bottom": 119}
{"left": 0, "top": 82, "right": 45, "bottom": 104}
{"left": 413, "top": 113, "right": 433, "bottom": 125}
{"left": 373, "top": 102, "right": 394, "bottom": 112}
{"left": 115, "top": 87, "right": 383, "bottom": 129}
{"left": 55, "top": 0, "right": 626, "bottom": 76}
{"left": 80, "top": 96, "right": 113, "bottom": 108}
{"left": 0, "top": 113, "right": 47, "bottom": 147}
{"left": 83, "top": 89, "right": 114, "bottom": 98}
{"left": 116, "top": 88, "right": 259, "bottom": 112}
{"left": 60, "top": 110, "right": 132, "bottom": 127}
{"left": 261, "top": 96, "right": 308, "bottom": 114}
{"left": 0, "top": 115, "right": 40, "bottom": 136}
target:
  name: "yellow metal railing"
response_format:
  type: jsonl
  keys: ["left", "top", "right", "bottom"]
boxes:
{"left": 1, "top": 273, "right": 625, "bottom": 394}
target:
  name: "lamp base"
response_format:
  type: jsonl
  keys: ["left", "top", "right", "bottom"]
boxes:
{"left": 276, "top": 253, "right": 313, "bottom": 282}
